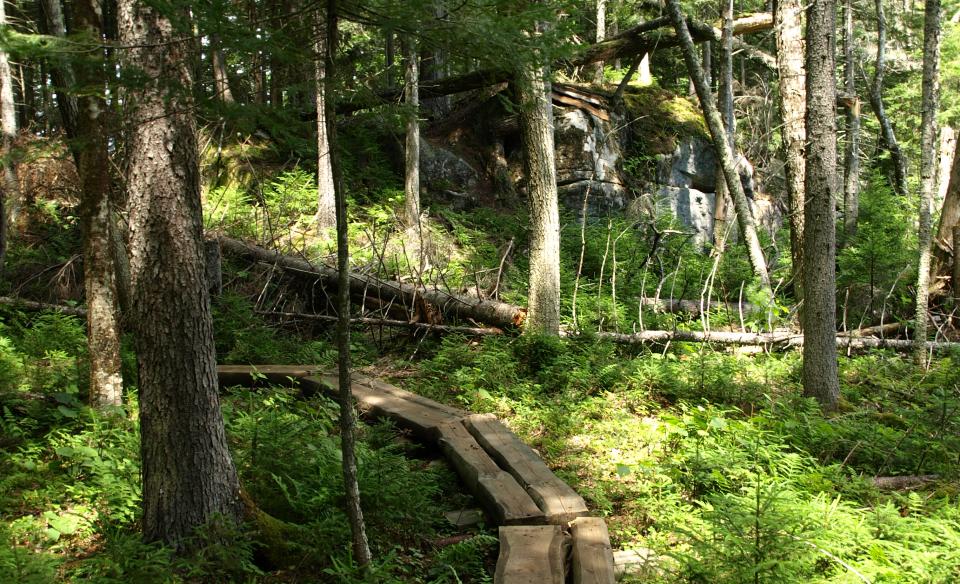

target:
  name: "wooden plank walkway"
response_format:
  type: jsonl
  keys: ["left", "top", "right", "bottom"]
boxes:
{"left": 464, "top": 413, "right": 590, "bottom": 525}
{"left": 216, "top": 365, "right": 617, "bottom": 583}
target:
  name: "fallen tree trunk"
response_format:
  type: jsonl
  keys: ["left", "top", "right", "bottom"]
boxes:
{"left": 838, "top": 322, "right": 904, "bottom": 338}
{"left": 219, "top": 236, "right": 526, "bottom": 329}
{"left": 256, "top": 310, "right": 503, "bottom": 335}
{"left": 337, "top": 13, "right": 773, "bottom": 114}
{"left": 872, "top": 475, "right": 939, "bottom": 490}
{"left": 0, "top": 296, "right": 87, "bottom": 317}
{"left": 592, "top": 329, "right": 960, "bottom": 352}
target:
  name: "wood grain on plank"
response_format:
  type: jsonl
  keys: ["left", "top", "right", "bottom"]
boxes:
{"left": 313, "top": 374, "right": 461, "bottom": 439}
{"left": 464, "top": 413, "right": 589, "bottom": 524}
{"left": 437, "top": 421, "right": 544, "bottom": 525}
{"left": 570, "top": 517, "right": 616, "bottom": 584}
{"left": 494, "top": 525, "right": 566, "bottom": 584}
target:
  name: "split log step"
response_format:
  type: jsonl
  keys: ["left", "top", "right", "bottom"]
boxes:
{"left": 312, "top": 373, "right": 466, "bottom": 440}
{"left": 437, "top": 421, "right": 545, "bottom": 525}
{"left": 464, "top": 413, "right": 590, "bottom": 524}
{"left": 569, "top": 517, "right": 616, "bottom": 584}
{"left": 494, "top": 525, "right": 567, "bottom": 584}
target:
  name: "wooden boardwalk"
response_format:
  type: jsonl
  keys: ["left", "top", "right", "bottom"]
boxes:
{"left": 217, "top": 365, "right": 616, "bottom": 584}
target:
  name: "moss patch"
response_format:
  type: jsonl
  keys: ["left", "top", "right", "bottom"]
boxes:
{"left": 621, "top": 86, "right": 709, "bottom": 156}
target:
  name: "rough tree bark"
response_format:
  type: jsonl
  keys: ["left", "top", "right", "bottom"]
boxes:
{"left": 518, "top": 25, "right": 561, "bottom": 336}
{"left": 73, "top": 0, "right": 124, "bottom": 408}
{"left": 314, "top": 10, "right": 335, "bottom": 230}
{"left": 775, "top": 0, "right": 806, "bottom": 300}
{"left": 665, "top": 0, "right": 772, "bottom": 297}
{"left": 0, "top": 0, "right": 17, "bottom": 272}
{"left": 803, "top": 0, "right": 841, "bottom": 411}
{"left": 868, "top": 0, "right": 909, "bottom": 196}
{"left": 842, "top": 0, "right": 861, "bottom": 240}
{"left": 914, "top": 0, "right": 941, "bottom": 361}
{"left": 118, "top": 0, "right": 242, "bottom": 545}
{"left": 404, "top": 36, "right": 421, "bottom": 230}
{"left": 324, "top": 0, "right": 372, "bottom": 566}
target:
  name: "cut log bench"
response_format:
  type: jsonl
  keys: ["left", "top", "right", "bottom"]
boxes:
{"left": 217, "top": 365, "right": 617, "bottom": 583}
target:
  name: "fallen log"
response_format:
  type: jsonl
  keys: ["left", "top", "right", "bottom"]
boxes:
{"left": 256, "top": 310, "right": 503, "bottom": 335}
{"left": 0, "top": 296, "right": 87, "bottom": 317}
{"left": 337, "top": 13, "right": 773, "bottom": 114}
{"left": 872, "top": 475, "right": 939, "bottom": 490}
{"left": 591, "top": 329, "right": 960, "bottom": 353}
{"left": 219, "top": 236, "right": 526, "bottom": 329}
{"left": 838, "top": 322, "right": 905, "bottom": 338}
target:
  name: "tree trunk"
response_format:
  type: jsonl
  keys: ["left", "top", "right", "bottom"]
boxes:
{"left": 404, "top": 36, "right": 421, "bottom": 230}
{"left": 74, "top": 0, "right": 124, "bottom": 409}
{"left": 933, "top": 140, "right": 960, "bottom": 285}
{"left": 915, "top": 0, "right": 941, "bottom": 361}
{"left": 324, "top": 0, "right": 372, "bottom": 567}
{"left": 713, "top": 0, "right": 735, "bottom": 252}
{"left": 842, "top": 0, "right": 861, "bottom": 241}
{"left": 665, "top": 0, "right": 772, "bottom": 297}
{"left": 518, "top": 28, "right": 561, "bottom": 336}
{"left": 775, "top": 0, "right": 806, "bottom": 300}
{"left": 802, "top": 0, "right": 840, "bottom": 411}
{"left": 0, "top": 0, "right": 17, "bottom": 273}
{"left": 211, "top": 33, "right": 235, "bottom": 103}
{"left": 593, "top": 0, "right": 607, "bottom": 84}
{"left": 118, "top": 0, "right": 242, "bottom": 545}
{"left": 868, "top": 0, "right": 909, "bottom": 196}
{"left": 39, "top": 0, "right": 79, "bottom": 142}
{"left": 314, "top": 12, "right": 335, "bottom": 230}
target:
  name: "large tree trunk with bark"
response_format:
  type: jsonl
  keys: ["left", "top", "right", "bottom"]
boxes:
{"left": 324, "top": 0, "right": 372, "bottom": 566}
{"left": 915, "top": 0, "right": 941, "bottom": 361}
{"left": 518, "top": 29, "right": 561, "bottom": 336}
{"left": 868, "top": 0, "right": 909, "bottom": 196}
{"left": 0, "top": 0, "right": 17, "bottom": 272}
{"left": 665, "top": 0, "right": 772, "bottom": 297}
{"left": 74, "top": 0, "right": 124, "bottom": 408}
{"left": 802, "top": 0, "right": 841, "bottom": 412}
{"left": 933, "top": 140, "right": 960, "bottom": 286}
{"left": 775, "top": 0, "right": 806, "bottom": 300}
{"left": 314, "top": 11, "right": 335, "bottom": 230}
{"left": 210, "top": 34, "right": 234, "bottom": 103}
{"left": 842, "top": 0, "right": 860, "bottom": 240}
{"left": 118, "top": 0, "right": 242, "bottom": 546}
{"left": 404, "top": 36, "right": 421, "bottom": 230}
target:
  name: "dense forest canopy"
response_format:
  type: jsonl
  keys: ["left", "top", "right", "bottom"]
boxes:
{"left": 0, "top": 0, "right": 959, "bottom": 582}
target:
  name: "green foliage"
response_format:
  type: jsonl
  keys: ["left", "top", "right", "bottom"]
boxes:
{"left": 839, "top": 173, "right": 916, "bottom": 321}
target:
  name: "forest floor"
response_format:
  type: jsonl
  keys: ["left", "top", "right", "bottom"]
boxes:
{"left": 1, "top": 136, "right": 959, "bottom": 582}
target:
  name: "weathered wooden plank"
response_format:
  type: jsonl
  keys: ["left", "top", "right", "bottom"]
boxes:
{"left": 494, "top": 525, "right": 566, "bottom": 584}
{"left": 313, "top": 374, "right": 462, "bottom": 440}
{"left": 465, "top": 414, "right": 590, "bottom": 524}
{"left": 437, "top": 421, "right": 545, "bottom": 526}
{"left": 570, "top": 517, "right": 616, "bottom": 584}
{"left": 216, "top": 365, "right": 322, "bottom": 388}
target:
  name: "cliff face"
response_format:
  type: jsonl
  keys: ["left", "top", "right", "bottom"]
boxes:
{"left": 420, "top": 84, "right": 779, "bottom": 245}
